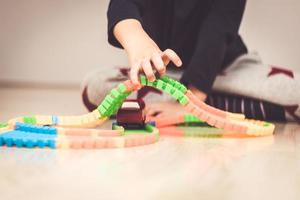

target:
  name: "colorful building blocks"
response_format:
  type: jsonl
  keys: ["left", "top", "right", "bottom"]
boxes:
{"left": 0, "top": 75, "right": 275, "bottom": 149}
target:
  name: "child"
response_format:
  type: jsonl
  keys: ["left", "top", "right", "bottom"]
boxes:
{"left": 82, "top": 0, "right": 300, "bottom": 122}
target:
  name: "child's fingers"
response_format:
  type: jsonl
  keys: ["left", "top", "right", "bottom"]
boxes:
{"left": 151, "top": 53, "right": 166, "bottom": 76}
{"left": 162, "top": 49, "right": 182, "bottom": 67}
{"left": 142, "top": 59, "right": 156, "bottom": 82}
{"left": 130, "top": 62, "right": 140, "bottom": 86}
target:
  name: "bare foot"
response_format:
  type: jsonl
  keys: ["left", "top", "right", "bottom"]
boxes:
{"left": 145, "top": 101, "right": 188, "bottom": 119}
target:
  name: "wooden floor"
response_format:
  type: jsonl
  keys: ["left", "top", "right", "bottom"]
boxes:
{"left": 0, "top": 87, "right": 299, "bottom": 200}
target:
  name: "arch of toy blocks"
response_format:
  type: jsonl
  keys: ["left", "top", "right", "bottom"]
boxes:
{"left": 96, "top": 75, "right": 274, "bottom": 136}
{"left": 96, "top": 75, "right": 190, "bottom": 118}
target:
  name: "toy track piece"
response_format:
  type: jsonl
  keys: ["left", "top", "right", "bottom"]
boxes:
{"left": 57, "top": 124, "right": 159, "bottom": 149}
{"left": 183, "top": 101, "right": 248, "bottom": 134}
{"left": 1, "top": 75, "right": 275, "bottom": 150}
{"left": 23, "top": 116, "right": 37, "bottom": 125}
{"left": 58, "top": 127, "right": 122, "bottom": 137}
{"left": 0, "top": 123, "right": 8, "bottom": 129}
{"left": 0, "top": 130, "right": 56, "bottom": 148}
{"left": 15, "top": 122, "right": 57, "bottom": 135}
{"left": 186, "top": 91, "right": 227, "bottom": 118}
{"left": 160, "top": 76, "right": 187, "bottom": 93}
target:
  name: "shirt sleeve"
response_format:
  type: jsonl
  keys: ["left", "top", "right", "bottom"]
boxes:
{"left": 107, "top": 0, "right": 142, "bottom": 48}
{"left": 180, "top": 0, "right": 247, "bottom": 94}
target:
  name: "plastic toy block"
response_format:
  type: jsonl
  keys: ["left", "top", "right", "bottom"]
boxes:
{"left": 123, "top": 80, "right": 135, "bottom": 92}
{"left": 184, "top": 114, "right": 201, "bottom": 123}
{"left": 0, "top": 130, "right": 56, "bottom": 148}
{"left": 35, "top": 115, "right": 52, "bottom": 125}
{"left": 171, "top": 89, "right": 181, "bottom": 99}
{"left": 146, "top": 80, "right": 154, "bottom": 87}
{"left": 178, "top": 95, "right": 188, "bottom": 105}
{"left": 156, "top": 80, "right": 165, "bottom": 90}
{"left": 15, "top": 122, "right": 57, "bottom": 135}
{"left": 145, "top": 78, "right": 158, "bottom": 87}
{"left": 97, "top": 104, "right": 108, "bottom": 116}
{"left": 103, "top": 94, "right": 114, "bottom": 105}
{"left": 140, "top": 76, "right": 147, "bottom": 85}
{"left": 101, "top": 99, "right": 112, "bottom": 110}
{"left": 110, "top": 88, "right": 121, "bottom": 98}
{"left": 0, "top": 123, "right": 8, "bottom": 129}
{"left": 60, "top": 128, "right": 122, "bottom": 137}
{"left": 117, "top": 83, "right": 127, "bottom": 93}
{"left": 112, "top": 122, "right": 125, "bottom": 132}
{"left": 226, "top": 112, "right": 245, "bottom": 120}
{"left": 186, "top": 90, "right": 227, "bottom": 118}
{"left": 163, "top": 84, "right": 173, "bottom": 95}
{"left": 160, "top": 76, "right": 187, "bottom": 93}
{"left": 92, "top": 109, "right": 101, "bottom": 119}
{"left": 23, "top": 116, "right": 37, "bottom": 125}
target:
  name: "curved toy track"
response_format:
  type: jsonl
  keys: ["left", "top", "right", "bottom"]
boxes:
{"left": 0, "top": 75, "right": 275, "bottom": 149}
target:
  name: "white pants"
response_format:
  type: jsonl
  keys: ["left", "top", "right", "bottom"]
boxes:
{"left": 82, "top": 52, "right": 300, "bottom": 121}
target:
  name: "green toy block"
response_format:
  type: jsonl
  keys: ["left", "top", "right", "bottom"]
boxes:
{"left": 173, "top": 81, "right": 181, "bottom": 89}
{"left": 145, "top": 124, "right": 154, "bottom": 132}
{"left": 171, "top": 89, "right": 182, "bottom": 100}
{"left": 153, "top": 79, "right": 159, "bottom": 86}
{"left": 264, "top": 122, "right": 271, "bottom": 127}
{"left": 164, "top": 84, "right": 173, "bottom": 95}
{"left": 0, "top": 123, "right": 8, "bottom": 128}
{"left": 110, "top": 89, "right": 121, "bottom": 98}
{"left": 117, "top": 83, "right": 127, "bottom": 93}
{"left": 97, "top": 105, "right": 107, "bottom": 116}
{"left": 101, "top": 100, "right": 111, "bottom": 110}
{"left": 178, "top": 95, "right": 189, "bottom": 105}
{"left": 140, "top": 76, "right": 147, "bottom": 85}
{"left": 104, "top": 95, "right": 114, "bottom": 104}
{"left": 159, "top": 76, "right": 169, "bottom": 83}
{"left": 156, "top": 80, "right": 165, "bottom": 90}
{"left": 23, "top": 116, "right": 37, "bottom": 125}
{"left": 178, "top": 85, "right": 187, "bottom": 93}
{"left": 184, "top": 114, "right": 201, "bottom": 123}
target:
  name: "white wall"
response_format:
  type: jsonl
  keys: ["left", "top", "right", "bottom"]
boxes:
{"left": 0, "top": 0, "right": 299, "bottom": 86}
{"left": 240, "top": 0, "right": 300, "bottom": 69}
{"left": 0, "top": 0, "right": 127, "bottom": 85}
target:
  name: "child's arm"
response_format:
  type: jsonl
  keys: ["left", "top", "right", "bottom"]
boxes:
{"left": 107, "top": 0, "right": 182, "bottom": 87}
{"left": 113, "top": 19, "right": 182, "bottom": 86}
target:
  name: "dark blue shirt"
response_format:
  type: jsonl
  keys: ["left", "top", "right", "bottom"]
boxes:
{"left": 107, "top": 0, "right": 248, "bottom": 94}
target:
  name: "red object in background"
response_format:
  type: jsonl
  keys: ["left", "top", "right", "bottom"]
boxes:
{"left": 116, "top": 99, "right": 146, "bottom": 129}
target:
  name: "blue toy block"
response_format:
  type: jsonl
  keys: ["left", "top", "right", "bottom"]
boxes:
{"left": 0, "top": 130, "right": 56, "bottom": 149}
{"left": 14, "top": 138, "right": 23, "bottom": 148}
{"left": 15, "top": 122, "right": 57, "bottom": 135}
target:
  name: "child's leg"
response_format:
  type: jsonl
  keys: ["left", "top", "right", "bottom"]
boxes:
{"left": 213, "top": 52, "right": 300, "bottom": 121}
{"left": 81, "top": 66, "right": 130, "bottom": 111}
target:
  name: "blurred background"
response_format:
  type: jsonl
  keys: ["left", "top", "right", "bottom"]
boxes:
{"left": 0, "top": 0, "right": 299, "bottom": 87}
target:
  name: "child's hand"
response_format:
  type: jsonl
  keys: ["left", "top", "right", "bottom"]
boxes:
{"left": 113, "top": 19, "right": 182, "bottom": 87}
{"left": 129, "top": 47, "right": 182, "bottom": 87}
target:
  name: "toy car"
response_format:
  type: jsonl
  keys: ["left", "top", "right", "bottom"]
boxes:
{"left": 116, "top": 99, "right": 146, "bottom": 129}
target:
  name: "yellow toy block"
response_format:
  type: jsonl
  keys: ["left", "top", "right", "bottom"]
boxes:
{"left": 36, "top": 115, "right": 52, "bottom": 125}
